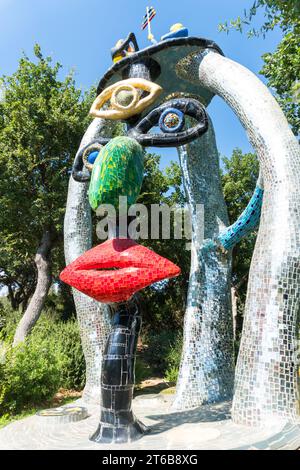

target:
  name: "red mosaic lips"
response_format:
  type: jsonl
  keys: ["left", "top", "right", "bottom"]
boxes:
{"left": 60, "top": 238, "right": 181, "bottom": 303}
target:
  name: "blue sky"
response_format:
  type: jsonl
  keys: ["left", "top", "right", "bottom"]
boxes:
{"left": 0, "top": 0, "right": 283, "bottom": 168}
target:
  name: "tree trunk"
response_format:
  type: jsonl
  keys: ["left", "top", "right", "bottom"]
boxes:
{"left": 13, "top": 229, "right": 54, "bottom": 346}
{"left": 7, "top": 284, "right": 17, "bottom": 310}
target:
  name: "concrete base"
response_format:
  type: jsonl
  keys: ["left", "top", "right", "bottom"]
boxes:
{"left": 0, "top": 394, "right": 300, "bottom": 450}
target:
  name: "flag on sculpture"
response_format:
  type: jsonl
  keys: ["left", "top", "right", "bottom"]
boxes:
{"left": 141, "top": 6, "right": 156, "bottom": 30}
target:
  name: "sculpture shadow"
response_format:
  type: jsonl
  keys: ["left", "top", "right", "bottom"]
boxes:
{"left": 145, "top": 400, "right": 232, "bottom": 435}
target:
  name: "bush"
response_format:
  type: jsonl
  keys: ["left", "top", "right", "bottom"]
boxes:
{"left": 135, "top": 355, "right": 152, "bottom": 385}
{"left": 0, "top": 301, "right": 21, "bottom": 342}
{"left": 54, "top": 321, "right": 85, "bottom": 390}
{"left": 165, "top": 365, "right": 179, "bottom": 383}
{"left": 0, "top": 308, "right": 86, "bottom": 415}
{"left": 26, "top": 313, "right": 86, "bottom": 391}
{"left": 143, "top": 330, "right": 182, "bottom": 378}
{"left": 0, "top": 337, "right": 60, "bottom": 414}
{"left": 164, "top": 336, "right": 183, "bottom": 383}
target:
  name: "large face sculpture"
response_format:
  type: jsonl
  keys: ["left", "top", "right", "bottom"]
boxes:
{"left": 61, "top": 25, "right": 300, "bottom": 445}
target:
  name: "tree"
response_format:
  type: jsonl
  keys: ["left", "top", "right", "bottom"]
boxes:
{"left": 218, "top": 0, "right": 300, "bottom": 37}
{"left": 218, "top": 0, "right": 300, "bottom": 137}
{"left": 261, "top": 29, "right": 300, "bottom": 136}
{"left": 133, "top": 152, "right": 189, "bottom": 333}
{"left": 221, "top": 149, "right": 259, "bottom": 341}
{"left": 0, "top": 44, "right": 93, "bottom": 345}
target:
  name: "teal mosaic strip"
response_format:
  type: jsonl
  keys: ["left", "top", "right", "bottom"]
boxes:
{"left": 218, "top": 186, "right": 264, "bottom": 250}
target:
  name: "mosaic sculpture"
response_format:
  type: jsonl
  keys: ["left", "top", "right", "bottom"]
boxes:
{"left": 172, "top": 116, "right": 235, "bottom": 410}
{"left": 62, "top": 15, "right": 300, "bottom": 442}
{"left": 62, "top": 29, "right": 214, "bottom": 442}
{"left": 194, "top": 51, "right": 300, "bottom": 426}
{"left": 90, "top": 78, "right": 162, "bottom": 120}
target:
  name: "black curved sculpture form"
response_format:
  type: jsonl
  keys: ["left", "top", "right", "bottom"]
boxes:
{"left": 128, "top": 98, "right": 208, "bottom": 147}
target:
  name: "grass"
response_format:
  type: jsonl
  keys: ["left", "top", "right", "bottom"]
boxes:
{"left": 0, "top": 408, "right": 37, "bottom": 429}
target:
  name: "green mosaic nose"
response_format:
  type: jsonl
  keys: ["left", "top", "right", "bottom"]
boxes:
{"left": 88, "top": 136, "right": 144, "bottom": 211}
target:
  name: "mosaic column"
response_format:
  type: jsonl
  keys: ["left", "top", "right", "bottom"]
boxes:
{"left": 64, "top": 118, "right": 112, "bottom": 403}
{"left": 172, "top": 115, "right": 235, "bottom": 410}
{"left": 196, "top": 51, "right": 300, "bottom": 426}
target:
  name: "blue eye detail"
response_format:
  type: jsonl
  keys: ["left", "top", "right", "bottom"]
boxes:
{"left": 159, "top": 108, "right": 185, "bottom": 133}
{"left": 87, "top": 150, "right": 99, "bottom": 164}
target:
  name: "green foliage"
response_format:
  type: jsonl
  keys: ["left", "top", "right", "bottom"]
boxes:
{"left": 25, "top": 314, "right": 85, "bottom": 391}
{"left": 143, "top": 330, "right": 183, "bottom": 378}
{"left": 30, "top": 316, "right": 86, "bottom": 390}
{"left": 135, "top": 356, "right": 152, "bottom": 385}
{"left": 0, "top": 44, "right": 94, "bottom": 310}
{"left": 218, "top": 1, "right": 300, "bottom": 137}
{"left": 165, "top": 366, "right": 179, "bottom": 384}
{"left": 222, "top": 149, "right": 259, "bottom": 331}
{"left": 0, "top": 336, "right": 60, "bottom": 414}
{"left": 218, "top": 0, "right": 300, "bottom": 37}
{"left": 44, "top": 282, "right": 75, "bottom": 320}
{"left": 0, "top": 299, "right": 22, "bottom": 341}
{"left": 138, "top": 153, "right": 180, "bottom": 205}
{"left": 164, "top": 338, "right": 183, "bottom": 384}
{"left": 261, "top": 30, "right": 300, "bottom": 136}
{"left": 0, "top": 307, "right": 85, "bottom": 415}
{"left": 0, "top": 407, "right": 38, "bottom": 430}
{"left": 55, "top": 321, "right": 86, "bottom": 390}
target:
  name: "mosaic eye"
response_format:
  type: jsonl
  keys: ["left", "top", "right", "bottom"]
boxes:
{"left": 112, "top": 86, "right": 137, "bottom": 109}
{"left": 128, "top": 98, "right": 208, "bottom": 147}
{"left": 82, "top": 142, "right": 103, "bottom": 172}
{"left": 89, "top": 78, "right": 162, "bottom": 120}
{"left": 72, "top": 142, "right": 103, "bottom": 181}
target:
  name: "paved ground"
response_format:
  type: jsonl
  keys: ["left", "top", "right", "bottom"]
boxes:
{"left": 1, "top": 394, "right": 300, "bottom": 450}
